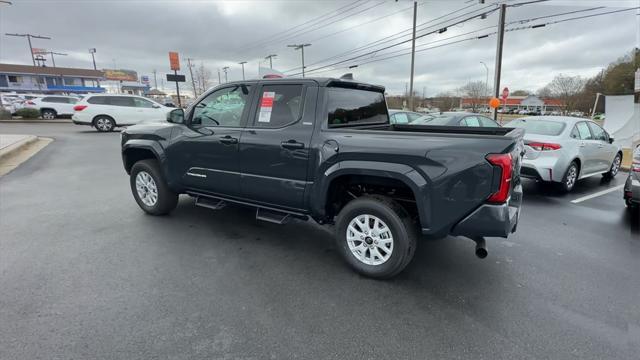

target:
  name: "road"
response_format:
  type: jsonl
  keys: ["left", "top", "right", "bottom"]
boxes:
{"left": 1, "top": 122, "right": 639, "bottom": 360}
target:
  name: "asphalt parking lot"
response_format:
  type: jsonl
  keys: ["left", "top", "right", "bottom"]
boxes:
{"left": 1, "top": 122, "right": 639, "bottom": 360}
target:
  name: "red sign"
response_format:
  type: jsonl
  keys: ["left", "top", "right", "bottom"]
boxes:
{"left": 169, "top": 51, "right": 180, "bottom": 71}
{"left": 502, "top": 87, "right": 509, "bottom": 101}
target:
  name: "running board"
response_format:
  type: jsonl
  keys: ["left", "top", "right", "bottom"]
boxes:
{"left": 256, "top": 208, "right": 291, "bottom": 224}
{"left": 195, "top": 196, "right": 227, "bottom": 210}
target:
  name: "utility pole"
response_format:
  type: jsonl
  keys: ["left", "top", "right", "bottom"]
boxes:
{"left": 186, "top": 58, "right": 197, "bottom": 97}
{"left": 492, "top": 3, "right": 506, "bottom": 121}
{"left": 152, "top": 69, "right": 158, "bottom": 89}
{"left": 217, "top": 68, "right": 222, "bottom": 84}
{"left": 288, "top": 44, "right": 311, "bottom": 78}
{"left": 6, "top": 33, "right": 50, "bottom": 91}
{"left": 480, "top": 61, "right": 489, "bottom": 100}
{"left": 265, "top": 54, "right": 277, "bottom": 69}
{"left": 238, "top": 61, "right": 247, "bottom": 80}
{"left": 408, "top": 1, "right": 418, "bottom": 111}
{"left": 47, "top": 51, "right": 67, "bottom": 68}
{"left": 89, "top": 48, "right": 100, "bottom": 87}
{"left": 222, "top": 66, "right": 229, "bottom": 83}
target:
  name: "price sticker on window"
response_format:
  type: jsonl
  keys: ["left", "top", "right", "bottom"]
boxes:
{"left": 258, "top": 91, "right": 275, "bottom": 123}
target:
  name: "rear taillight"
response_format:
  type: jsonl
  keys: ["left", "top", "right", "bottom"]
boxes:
{"left": 26, "top": 100, "right": 35, "bottom": 105}
{"left": 73, "top": 105, "right": 87, "bottom": 111}
{"left": 632, "top": 161, "right": 640, "bottom": 173}
{"left": 486, "top": 153, "right": 513, "bottom": 204}
{"left": 527, "top": 142, "right": 561, "bottom": 151}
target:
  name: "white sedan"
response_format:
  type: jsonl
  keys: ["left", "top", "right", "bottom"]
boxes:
{"left": 72, "top": 94, "right": 171, "bottom": 132}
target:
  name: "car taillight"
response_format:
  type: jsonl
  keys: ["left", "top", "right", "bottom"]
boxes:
{"left": 527, "top": 142, "right": 561, "bottom": 151}
{"left": 73, "top": 105, "right": 87, "bottom": 111}
{"left": 26, "top": 100, "right": 35, "bottom": 105}
{"left": 632, "top": 161, "right": 640, "bottom": 173}
{"left": 486, "top": 153, "right": 513, "bottom": 204}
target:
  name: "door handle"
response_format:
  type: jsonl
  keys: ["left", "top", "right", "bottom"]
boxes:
{"left": 219, "top": 135, "right": 238, "bottom": 145}
{"left": 281, "top": 140, "right": 304, "bottom": 150}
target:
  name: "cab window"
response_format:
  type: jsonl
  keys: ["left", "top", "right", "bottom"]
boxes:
{"left": 253, "top": 84, "right": 303, "bottom": 128}
{"left": 191, "top": 85, "right": 251, "bottom": 127}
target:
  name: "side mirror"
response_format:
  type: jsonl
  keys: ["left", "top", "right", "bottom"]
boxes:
{"left": 167, "top": 108, "right": 184, "bottom": 124}
{"left": 152, "top": 104, "right": 161, "bottom": 109}
{"left": 608, "top": 137, "right": 614, "bottom": 144}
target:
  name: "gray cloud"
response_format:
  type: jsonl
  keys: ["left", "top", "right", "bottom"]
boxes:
{"left": 0, "top": 0, "right": 637, "bottom": 96}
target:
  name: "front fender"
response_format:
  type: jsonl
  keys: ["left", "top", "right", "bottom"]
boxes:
{"left": 121, "top": 139, "right": 166, "bottom": 173}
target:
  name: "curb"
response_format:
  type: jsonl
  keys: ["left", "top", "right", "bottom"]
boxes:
{"left": 0, "top": 119, "right": 72, "bottom": 124}
{"left": 0, "top": 135, "right": 38, "bottom": 162}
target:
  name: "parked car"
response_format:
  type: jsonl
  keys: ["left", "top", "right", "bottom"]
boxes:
{"left": 508, "top": 116, "right": 622, "bottom": 192}
{"left": 408, "top": 112, "right": 500, "bottom": 127}
{"left": 72, "top": 94, "right": 170, "bottom": 132}
{"left": 388, "top": 109, "right": 423, "bottom": 124}
{"left": 624, "top": 145, "right": 640, "bottom": 210}
{"left": 121, "top": 78, "right": 525, "bottom": 278}
{"left": 24, "top": 95, "right": 79, "bottom": 119}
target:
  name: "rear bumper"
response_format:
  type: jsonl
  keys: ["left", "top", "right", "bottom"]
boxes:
{"left": 521, "top": 155, "right": 567, "bottom": 182}
{"left": 71, "top": 114, "right": 91, "bottom": 125}
{"left": 448, "top": 183, "right": 522, "bottom": 239}
{"left": 624, "top": 176, "right": 640, "bottom": 203}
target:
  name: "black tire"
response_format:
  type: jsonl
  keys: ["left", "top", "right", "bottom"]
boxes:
{"left": 603, "top": 153, "right": 622, "bottom": 179}
{"left": 94, "top": 115, "right": 115, "bottom": 132}
{"left": 335, "top": 195, "right": 417, "bottom": 279}
{"left": 41, "top": 109, "right": 56, "bottom": 120}
{"left": 559, "top": 161, "right": 579, "bottom": 193}
{"left": 130, "top": 159, "right": 178, "bottom": 215}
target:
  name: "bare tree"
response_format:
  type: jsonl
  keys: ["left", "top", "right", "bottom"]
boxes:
{"left": 432, "top": 92, "right": 460, "bottom": 112}
{"left": 194, "top": 63, "right": 214, "bottom": 95}
{"left": 544, "top": 74, "right": 585, "bottom": 112}
{"left": 458, "top": 80, "right": 486, "bottom": 112}
{"left": 536, "top": 86, "right": 553, "bottom": 98}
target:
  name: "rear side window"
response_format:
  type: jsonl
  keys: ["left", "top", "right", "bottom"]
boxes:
{"left": 254, "top": 85, "right": 303, "bottom": 128}
{"left": 108, "top": 96, "right": 135, "bottom": 107}
{"left": 461, "top": 116, "right": 481, "bottom": 127}
{"left": 327, "top": 88, "right": 387, "bottom": 128}
{"left": 87, "top": 96, "right": 107, "bottom": 104}
{"left": 392, "top": 113, "right": 409, "bottom": 124}
{"left": 508, "top": 118, "right": 566, "bottom": 136}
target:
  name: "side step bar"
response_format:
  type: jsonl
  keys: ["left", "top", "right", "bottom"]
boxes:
{"left": 195, "top": 196, "right": 227, "bottom": 210}
{"left": 256, "top": 208, "right": 291, "bottom": 225}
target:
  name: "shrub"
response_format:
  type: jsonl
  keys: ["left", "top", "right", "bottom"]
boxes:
{"left": 15, "top": 108, "right": 40, "bottom": 119}
{"left": 0, "top": 109, "right": 11, "bottom": 120}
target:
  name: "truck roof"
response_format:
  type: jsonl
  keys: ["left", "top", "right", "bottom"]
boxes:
{"left": 222, "top": 77, "right": 385, "bottom": 93}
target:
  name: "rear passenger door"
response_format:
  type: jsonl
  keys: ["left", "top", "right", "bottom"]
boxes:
{"left": 106, "top": 96, "right": 136, "bottom": 124}
{"left": 572, "top": 122, "right": 599, "bottom": 175}
{"left": 587, "top": 121, "right": 617, "bottom": 171}
{"left": 239, "top": 83, "right": 314, "bottom": 210}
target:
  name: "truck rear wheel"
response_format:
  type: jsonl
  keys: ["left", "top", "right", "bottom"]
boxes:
{"left": 335, "top": 196, "right": 416, "bottom": 279}
{"left": 130, "top": 159, "right": 178, "bottom": 215}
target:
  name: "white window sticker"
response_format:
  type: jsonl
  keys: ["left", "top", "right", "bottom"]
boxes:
{"left": 258, "top": 91, "right": 275, "bottom": 123}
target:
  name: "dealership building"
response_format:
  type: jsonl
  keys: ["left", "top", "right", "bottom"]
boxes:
{"left": 0, "top": 63, "right": 105, "bottom": 94}
{"left": 461, "top": 95, "right": 565, "bottom": 113}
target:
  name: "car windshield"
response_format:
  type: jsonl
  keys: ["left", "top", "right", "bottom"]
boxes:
{"left": 408, "top": 114, "right": 436, "bottom": 124}
{"left": 411, "top": 114, "right": 456, "bottom": 126}
{"left": 508, "top": 118, "right": 566, "bottom": 135}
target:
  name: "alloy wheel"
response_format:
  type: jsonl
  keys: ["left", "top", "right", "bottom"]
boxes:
{"left": 135, "top": 171, "right": 158, "bottom": 206}
{"left": 346, "top": 214, "right": 394, "bottom": 266}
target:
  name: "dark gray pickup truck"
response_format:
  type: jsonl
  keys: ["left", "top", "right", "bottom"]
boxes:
{"left": 121, "top": 78, "right": 524, "bottom": 278}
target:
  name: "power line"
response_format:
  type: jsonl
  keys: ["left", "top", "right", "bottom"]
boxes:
{"left": 285, "top": 1, "right": 497, "bottom": 73}
{"left": 237, "top": 1, "right": 373, "bottom": 53}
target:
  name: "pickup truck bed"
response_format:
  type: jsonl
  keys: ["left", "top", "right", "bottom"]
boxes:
{"left": 121, "top": 77, "right": 524, "bottom": 278}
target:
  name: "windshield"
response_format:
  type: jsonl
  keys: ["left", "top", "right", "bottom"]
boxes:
{"left": 508, "top": 118, "right": 566, "bottom": 136}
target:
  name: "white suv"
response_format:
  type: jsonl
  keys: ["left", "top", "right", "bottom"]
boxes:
{"left": 72, "top": 94, "right": 170, "bottom": 132}
{"left": 25, "top": 95, "right": 79, "bottom": 119}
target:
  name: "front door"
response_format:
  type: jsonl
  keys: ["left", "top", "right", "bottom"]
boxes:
{"left": 587, "top": 122, "right": 617, "bottom": 172}
{"left": 239, "top": 83, "right": 314, "bottom": 210}
{"left": 168, "top": 84, "right": 253, "bottom": 197}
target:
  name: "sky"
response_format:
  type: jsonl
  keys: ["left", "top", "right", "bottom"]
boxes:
{"left": 0, "top": 0, "right": 638, "bottom": 96}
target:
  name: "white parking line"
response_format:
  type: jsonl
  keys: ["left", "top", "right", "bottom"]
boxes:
{"left": 570, "top": 184, "right": 625, "bottom": 204}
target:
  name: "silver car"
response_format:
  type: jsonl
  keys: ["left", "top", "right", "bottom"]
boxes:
{"left": 508, "top": 116, "right": 622, "bottom": 192}
{"left": 624, "top": 145, "right": 639, "bottom": 209}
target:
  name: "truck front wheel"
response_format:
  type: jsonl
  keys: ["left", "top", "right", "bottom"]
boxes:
{"left": 130, "top": 159, "right": 178, "bottom": 215}
{"left": 335, "top": 196, "right": 416, "bottom": 279}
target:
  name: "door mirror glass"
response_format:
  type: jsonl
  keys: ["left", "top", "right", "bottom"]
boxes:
{"left": 167, "top": 108, "right": 184, "bottom": 124}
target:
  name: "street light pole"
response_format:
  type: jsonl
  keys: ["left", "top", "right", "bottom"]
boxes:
{"left": 265, "top": 54, "right": 277, "bottom": 69}
{"left": 48, "top": 51, "right": 67, "bottom": 68}
{"left": 288, "top": 44, "right": 311, "bottom": 77}
{"left": 222, "top": 66, "right": 229, "bottom": 83}
{"left": 186, "top": 58, "right": 197, "bottom": 97}
{"left": 480, "top": 61, "right": 489, "bottom": 101}
{"left": 408, "top": 0, "right": 417, "bottom": 111}
{"left": 238, "top": 61, "right": 247, "bottom": 80}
